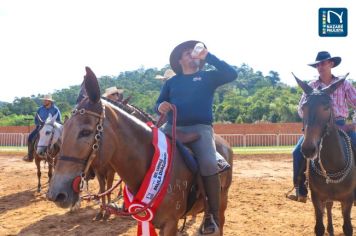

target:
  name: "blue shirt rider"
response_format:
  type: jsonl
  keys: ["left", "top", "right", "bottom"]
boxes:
{"left": 23, "top": 94, "right": 61, "bottom": 162}
{"left": 155, "top": 40, "right": 237, "bottom": 235}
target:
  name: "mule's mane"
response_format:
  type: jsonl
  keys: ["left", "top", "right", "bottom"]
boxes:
{"left": 101, "top": 97, "right": 156, "bottom": 124}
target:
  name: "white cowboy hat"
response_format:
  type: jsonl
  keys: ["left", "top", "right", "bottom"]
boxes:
{"left": 102, "top": 86, "right": 124, "bottom": 97}
{"left": 155, "top": 69, "right": 176, "bottom": 80}
{"left": 40, "top": 94, "right": 54, "bottom": 102}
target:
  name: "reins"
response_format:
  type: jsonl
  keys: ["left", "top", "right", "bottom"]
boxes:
{"left": 310, "top": 128, "right": 354, "bottom": 184}
{"left": 104, "top": 105, "right": 177, "bottom": 217}
{"left": 302, "top": 110, "right": 354, "bottom": 185}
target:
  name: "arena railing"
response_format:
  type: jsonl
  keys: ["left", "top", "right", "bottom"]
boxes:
{"left": 0, "top": 133, "right": 302, "bottom": 148}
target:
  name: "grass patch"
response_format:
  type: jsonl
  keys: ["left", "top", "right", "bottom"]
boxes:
{"left": 0, "top": 146, "right": 26, "bottom": 155}
{"left": 233, "top": 146, "right": 293, "bottom": 155}
{"left": 0, "top": 146, "right": 294, "bottom": 155}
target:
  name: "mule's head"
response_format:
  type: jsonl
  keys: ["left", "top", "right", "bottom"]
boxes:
{"left": 293, "top": 73, "right": 346, "bottom": 159}
{"left": 36, "top": 113, "right": 61, "bottom": 156}
{"left": 48, "top": 67, "right": 103, "bottom": 208}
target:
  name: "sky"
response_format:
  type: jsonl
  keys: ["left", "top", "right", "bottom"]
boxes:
{"left": 0, "top": 0, "right": 354, "bottom": 102}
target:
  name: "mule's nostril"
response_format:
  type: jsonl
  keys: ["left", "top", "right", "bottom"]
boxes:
{"left": 302, "top": 147, "right": 316, "bottom": 158}
{"left": 55, "top": 193, "right": 68, "bottom": 202}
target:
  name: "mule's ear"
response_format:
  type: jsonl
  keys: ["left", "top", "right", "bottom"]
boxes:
{"left": 292, "top": 72, "right": 313, "bottom": 95}
{"left": 322, "top": 73, "right": 349, "bottom": 94}
{"left": 322, "top": 79, "right": 345, "bottom": 94}
{"left": 46, "top": 113, "right": 53, "bottom": 123}
{"left": 76, "top": 80, "right": 87, "bottom": 105}
{"left": 84, "top": 67, "right": 101, "bottom": 103}
{"left": 51, "top": 113, "right": 59, "bottom": 124}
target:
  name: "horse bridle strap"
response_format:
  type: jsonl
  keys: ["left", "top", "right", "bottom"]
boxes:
{"left": 64, "top": 106, "right": 105, "bottom": 187}
{"left": 58, "top": 156, "right": 87, "bottom": 164}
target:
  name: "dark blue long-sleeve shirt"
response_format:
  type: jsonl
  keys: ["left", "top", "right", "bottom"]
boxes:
{"left": 155, "top": 53, "right": 237, "bottom": 126}
{"left": 35, "top": 104, "right": 61, "bottom": 126}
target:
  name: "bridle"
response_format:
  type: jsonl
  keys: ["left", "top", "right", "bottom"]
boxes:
{"left": 37, "top": 123, "right": 55, "bottom": 154}
{"left": 302, "top": 93, "right": 353, "bottom": 184}
{"left": 58, "top": 105, "right": 105, "bottom": 193}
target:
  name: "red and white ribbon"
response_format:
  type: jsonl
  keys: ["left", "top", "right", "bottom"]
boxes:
{"left": 124, "top": 124, "right": 172, "bottom": 236}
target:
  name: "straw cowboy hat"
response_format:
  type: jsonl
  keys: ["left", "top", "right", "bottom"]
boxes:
{"left": 102, "top": 86, "right": 124, "bottom": 97}
{"left": 155, "top": 69, "right": 176, "bottom": 80}
{"left": 40, "top": 94, "right": 54, "bottom": 102}
{"left": 169, "top": 40, "right": 207, "bottom": 74}
{"left": 308, "top": 51, "right": 341, "bottom": 68}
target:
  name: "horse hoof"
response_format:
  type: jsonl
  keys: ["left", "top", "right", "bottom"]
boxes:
{"left": 93, "top": 213, "right": 103, "bottom": 221}
{"left": 103, "top": 212, "right": 110, "bottom": 221}
{"left": 37, "top": 188, "right": 41, "bottom": 193}
{"left": 297, "top": 196, "right": 307, "bottom": 203}
{"left": 70, "top": 201, "right": 81, "bottom": 212}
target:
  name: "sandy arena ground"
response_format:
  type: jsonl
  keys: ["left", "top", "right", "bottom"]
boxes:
{"left": 0, "top": 153, "right": 355, "bottom": 236}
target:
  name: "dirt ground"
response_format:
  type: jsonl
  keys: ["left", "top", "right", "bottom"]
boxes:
{"left": 0, "top": 154, "right": 355, "bottom": 236}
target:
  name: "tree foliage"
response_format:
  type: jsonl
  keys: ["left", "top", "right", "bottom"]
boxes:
{"left": 2, "top": 63, "right": 343, "bottom": 126}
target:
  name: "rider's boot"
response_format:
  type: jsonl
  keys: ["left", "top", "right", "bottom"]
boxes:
{"left": 200, "top": 174, "right": 221, "bottom": 235}
{"left": 23, "top": 140, "right": 34, "bottom": 162}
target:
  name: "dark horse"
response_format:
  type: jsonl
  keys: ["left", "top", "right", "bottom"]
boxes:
{"left": 34, "top": 113, "right": 61, "bottom": 193}
{"left": 48, "top": 67, "right": 233, "bottom": 235}
{"left": 294, "top": 74, "right": 356, "bottom": 236}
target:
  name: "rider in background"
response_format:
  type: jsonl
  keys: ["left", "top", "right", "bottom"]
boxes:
{"left": 155, "top": 69, "right": 176, "bottom": 82}
{"left": 155, "top": 40, "right": 237, "bottom": 235}
{"left": 102, "top": 86, "right": 124, "bottom": 102}
{"left": 287, "top": 51, "right": 356, "bottom": 202}
{"left": 23, "top": 94, "right": 61, "bottom": 162}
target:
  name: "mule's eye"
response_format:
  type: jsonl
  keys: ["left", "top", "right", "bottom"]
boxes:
{"left": 45, "top": 131, "right": 51, "bottom": 135}
{"left": 79, "top": 129, "right": 92, "bottom": 138}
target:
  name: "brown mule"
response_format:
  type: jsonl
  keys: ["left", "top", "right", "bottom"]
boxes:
{"left": 48, "top": 67, "right": 233, "bottom": 235}
{"left": 294, "top": 73, "right": 356, "bottom": 236}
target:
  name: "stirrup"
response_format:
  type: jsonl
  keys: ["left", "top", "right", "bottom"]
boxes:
{"left": 199, "top": 213, "right": 220, "bottom": 235}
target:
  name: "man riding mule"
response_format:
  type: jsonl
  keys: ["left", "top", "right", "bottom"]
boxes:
{"left": 34, "top": 113, "right": 62, "bottom": 192}
{"left": 287, "top": 51, "right": 356, "bottom": 203}
{"left": 292, "top": 74, "right": 356, "bottom": 236}
{"left": 155, "top": 40, "right": 238, "bottom": 234}
{"left": 23, "top": 94, "right": 61, "bottom": 162}
{"left": 48, "top": 67, "right": 233, "bottom": 236}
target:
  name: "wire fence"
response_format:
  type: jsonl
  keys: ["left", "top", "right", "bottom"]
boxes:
{"left": 0, "top": 132, "right": 302, "bottom": 148}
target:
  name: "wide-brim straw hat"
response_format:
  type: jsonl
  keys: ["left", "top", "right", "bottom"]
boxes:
{"left": 102, "top": 86, "right": 124, "bottom": 97}
{"left": 169, "top": 40, "right": 206, "bottom": 74}
{"left": 155, "top": 69, "right": 176, "bottom": 80}
{"left": 308, "top": 51, "right": 341, "bottom": 68}
{"left": 40, "top": 94, "right": 54, "bottom": 102}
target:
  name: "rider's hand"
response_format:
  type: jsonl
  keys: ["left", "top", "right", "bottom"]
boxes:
{"left": 158, "top": 102, "right": 172, "bottom": 114}
{"left": 191, "top": 47, "right": 208, "bottom": 60}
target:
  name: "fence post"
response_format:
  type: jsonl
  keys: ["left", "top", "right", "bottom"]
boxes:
{"left": 243, "top": 135, "right": 246, "bottom": 147}
{"left": 20, "top": 133, "right": 24, "bottom": 147}
{"left": 276, "top": 134, "right": 280, "bottom": 146}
